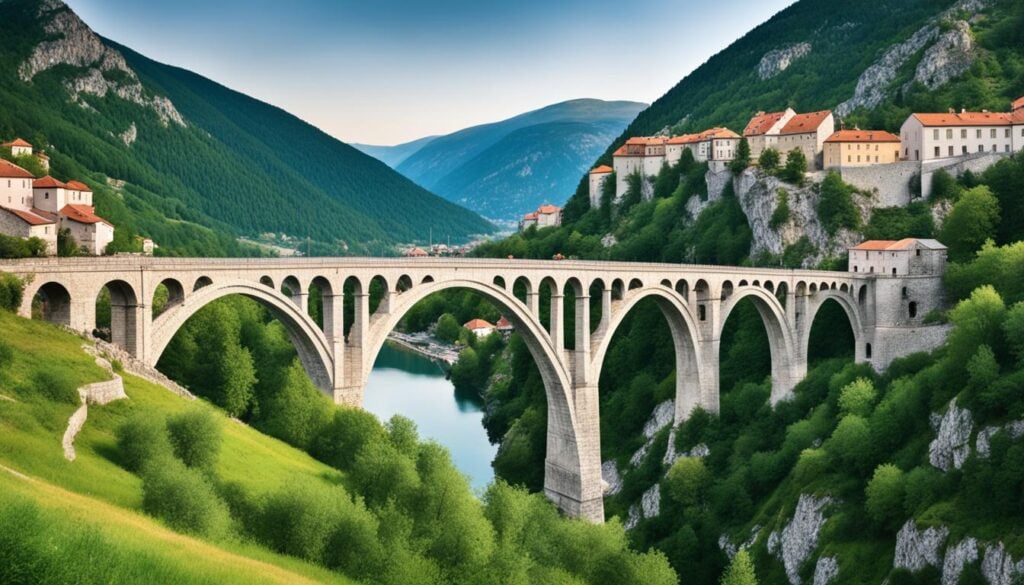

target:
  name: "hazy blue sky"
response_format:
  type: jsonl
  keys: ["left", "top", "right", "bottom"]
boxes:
{"left": 65, "top": 0, "right": 795, "bottom": 145}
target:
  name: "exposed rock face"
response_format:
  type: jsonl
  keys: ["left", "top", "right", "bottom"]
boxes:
{"left": 813, "top": 556, "right": 839, "bottom": 585}
{"left": 601, "top": 460, "right": 623, "bottom": 496}
{"left": 119, "top": 122, "right": 137, "bottom": 147}
{"left": 624, "top": 484, "right": 661, "bottom": 530}
{"left": 975, "top": 421, "right": 1024, "bottom": 458}
{"left": 913, "top": 21, "right": 975, "bottom": 89}
{"left": 981, "top": 543, "right": 1024, "bottom": 585}
{"left": 20, "top": 1, "right": 185, "bottom": 127}
{"left": 767, "top": 494, "right": 834, "bottom": 585}
{"left": 928, "top": 398, "right": 974, "bottom": 471}
{"left": 734, "top": 169, "right": 865, "bottom": 266}
{"left": 629, "top": 399, "right": 674, "bottom": 467}
{"left": 941, "top": 538, "right": 978, "bottom": 585}
{"left": 894, "top": 521, "right": 949, "bottom": 572}
{"left": 758, "top": 43, "right": 812, "bottom": 80}
{"left": 719, "top": 525, "right": 762, "bottom": 561}
{"left": 835, "top": 0, "right": 990, "bottom": 116}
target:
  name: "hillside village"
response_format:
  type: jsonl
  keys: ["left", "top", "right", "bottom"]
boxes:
{"left": 0, "top": 138, "right": 120, "bottom": 256}
{"left": 588, "top": 97, "right": 1024, "bottom": 207}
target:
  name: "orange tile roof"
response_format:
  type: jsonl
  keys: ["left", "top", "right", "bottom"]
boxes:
{"left": 2, "top": 138, "right": 32, "bottom": 148}
{"left": 537, "top": 204, "right": 560, "bottom": 215}
{"left": 850, "top": 238, "right": 939, "bottom": 251}
{"left": 463, "top": 319, "right": 495, "bottom": 330}
{"left": 612, "top": 145, "right": 629, "bottom": 156}
{"left": 666, "top": 133, "right": 699, "bottom": 144}
{"left": 668, "top": 127, "right": 740, "bottom": 145}
{"left": 707, "top": 127, "right": 741, "bottom": 139}
{"left": 1013, "top": 96, "right": 1024, "bottom": 111}
{"left": 0, "top": 159, "right": 34, "bottom": 179}
{"left": 744, "top": 111, "right": 787, "bottom": 136}
{"left": 33, "top": 176, "right": 66, "bottom": 189}
{"left": 1, "top": 206, "right": 54, "bottom": 226}
{"left": 65, "top": 180, "right": 91, "bottom": 192}
{"left": 825, "top": 129, "right": 900, "bottom": 143}
{"left": 496, "top": 316, "right": 512, "bottom": 329}
{"left": 781, "top": 110, "right": 832, "bottom": 135}
{"left": 911, "top": 112, "right": 1012, "bottom": 127}
{"left": 523, "top": 212, "right": 538, "bottom": 220}
{"left": 36, "top": 152, "right": 49, "bottom": 160}
{"left": 60, "top": 204, "right": 112, "bottom": 226}
{"left": 590, "top": 165, "right": 613, "bottom": 174}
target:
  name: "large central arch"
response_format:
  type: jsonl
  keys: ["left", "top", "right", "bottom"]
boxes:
{"left": 150, "top": 279, "right": 335, "bottom": 392}
{"left": 589, "top": 286, "right": 707, "bottom": 422}
{"left": 718, "top": 286, "right": 798, "bottom": 404}
{"left": 800, "top": 290, "right": 866, "bottom": 363}
{"left": 359, "top": 278, "right": 593, "bottom": 515}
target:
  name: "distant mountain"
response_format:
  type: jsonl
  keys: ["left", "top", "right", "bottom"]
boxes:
{"left": 395, "top": 99, "right": 646, "bottom": 221}
{"left": 0, "top": 0, "right": 493, "bottom": 256}
{"left": 351, "top": 135, "right": 438, "bottom": 169}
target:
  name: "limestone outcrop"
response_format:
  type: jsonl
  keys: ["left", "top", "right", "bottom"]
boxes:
{"left": 891, "top": 522, "right": 1024, "bottom": 585}
{"left": 894, "top": 521, "right": 949, "bottom": 572}
{"left": 20, "top": 1, "right": 185, "bottom": 127}
{"left": 601, "top": 460, "right": 623, "bottom": 496}
{"left": 912, "top": 21, "right": 976, "bottom": 90}
{"left": 757, "top": 43, "right": 812, "bottom": 80}
{"left": 813, "top": 556, "right": 839, "bottom": 585}
{"left": 928, "top": 398, "right": 973, "bottom": 471}
{"left": 767, "top": 494, "right": 834, "bottom": 585}
{"left": 629, "top": 399, "right": 674, "bottom": 466}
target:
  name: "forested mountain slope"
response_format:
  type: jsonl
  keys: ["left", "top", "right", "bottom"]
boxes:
{"left": 351, "top": 136, "right": 439, "bottom": 169}
{"left": 0, "top": 0, "right": 493, "bottom": 255}
{"left": 395, "top": 99, "right": 646, "bottom": 221}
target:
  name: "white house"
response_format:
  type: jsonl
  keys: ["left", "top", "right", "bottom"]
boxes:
{"left": 777, "top": 110, "right": 834, "bottom": 171}
{"left": 899, "top": 97, "right": 1024, "bottom": 162}
{"left": 58, "top": 204, "right": 115, "bottom": 256}
{"left": 588, "top": 165, "right": 612, "bottom": 208}
{"left": 2, "top": 138, "right": 33, "bottom": 157}
{"left": 32, "top": 176, "right": 69, "bottom": 214}
{"left": 612, "top": 137, "right": 666, "bottom": 197}
{"left": 848, "top": 239, "right": 947, "bottom": 277}
{"left": 743, "top": 108, "right": 796, "bottom": 160}
{"left": 463, "top": 319, "right": 496, "bottom": 338}
{"left": 1, "top": 159, "right": 36, "bottom": 210}
{"left": 535, "top": 204, "right": 562, "bottom": 228}
{"left": 666, "top": 127, "right": 741, "bottom": 171}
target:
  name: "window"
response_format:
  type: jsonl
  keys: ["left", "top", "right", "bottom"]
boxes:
{"left": 948, "top": 145, "right": 954, "bottom": 156}
{"left": 961, "top": 129, "right": 967, "bottom": 139}
{"left": 698, "top": 305, "right": 706, "bottom": 321}
{"left": 909, "top": 302, "right": 918, "bottom": 319}
{"left": 1008, "top": 145, "right": 1012, "bottom": 153}
{"left": 993, "top": 144, "right": 998, "bottom": 152}
{"left": 946, "top": 129, "right": 953, "bottom": 139}
{"left": 933, "top": 129, "right": 940, "bottom": 140}
{"left": 934, "top": 146, "right": 941, "bottom": 157}
{"left": 866, "top": 343, "right": 873, "bottom": 359}
{"left": 854, "top": 266, "right": 859, "bottom": 272}
{"left": 870, "top": 266, "right": 874, "bottom": 273}
{"left": 1006, "top": 129, "right": 1011, "bottom": 138}
{"left": 991, "top": 129, "right": 997, "bottom": 139}
{"left": 979, "top": 145, "right": 984, "bottom": 153}
{"left": 976, "top": 129, "right": 982, "bottom": 139}
{"left": 857, "top": 155, "right": 861, "bottom": 162}
{"left": 44, "top": 193, "right": 48, "bottom": 199}
{"left": 875, "top": 156, "right": 879, "bottom": 162}
{"left": 848, "top": 155, "right": 852, "bottom": 162}
{"left": 892, "top": 267, "right": 897, "bottom": 275}
{"left": 916, "top": 249, "right": 921, "bottom": 256}
{"left": 875, "top": 144, "right": 879, "bottom": 151}
{"left": 902, "top": 287, "right": 908, "bottom": 299}
{"left": 962, "top": 146, "right": 968, "bottom": 154}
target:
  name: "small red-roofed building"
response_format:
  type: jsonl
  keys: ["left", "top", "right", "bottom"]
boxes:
{"left": 495, "top": 316, "right": 513, "bottom": 334}
{"left": 404, "top": 246, "right": 428, "bottom": 257}
{"left": 743, "top": 108, "right": 796, "bottom": 160}
{"left": 32, "top": 176, "right": 69, "bottom": 214}
{"left": 519, "top": 211, "right": 538, "bottom": 231}
{"left": 824, "top": 129, "right": 902, "bottom": 169}
{"left": 64, "top": 180, "right": 93, "bottom": 206}
{"left": 612, "top": 136, "right": 666, "bottom": 197}
{"left": 0, "top": 205, "right": 57, "bottom": 255}
{"left": 535, "top": 204, "right": 562, "bottom": 228}
{"left": 59, "top": 203, "right": 114, "bottom": 255}
{"left": 2, "top": 138, "right": 33, "bottom": 157}
{"left": 848, "top": 238, "right": 947, "bottom": 277}
{"left": 777, "top": 110, "right": 835, "bottom": 170}
{"left": 463, "top": 318, "right": 496, "bottom": 338}
{"left": 0, "top": 159, "right": 35, "bottom": 210}
{"left": 588, "top": 165, "right": 613, "bottom": 208}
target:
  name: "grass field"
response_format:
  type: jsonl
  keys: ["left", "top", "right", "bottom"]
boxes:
{"left": 0, "top": 311, "right": 353, "bottom": 584}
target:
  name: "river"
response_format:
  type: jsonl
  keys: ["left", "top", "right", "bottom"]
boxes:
{"left": 363, "top": 342, "right": 497, "bottom": 492}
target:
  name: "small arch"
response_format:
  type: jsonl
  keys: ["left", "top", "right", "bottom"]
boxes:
{"left": 308, "top": 276, "right": 335, "bottom": 332}
{"left": 281, "top": 276, "right": 303, "bottom": 306}
{"left": 721, "top": 280, "right": 734, "bottom": 300}
{"left": 909, "top": 301, "right": 918, "bottom": 319}
{"left": 858, "top": 285, "right": 867, "bottom": 306}
{"left": 830, "top": 282, "right": 837, "bottom": 291}
{"left": 694, "top": 279, "right": 709, "bottom": 302}
{"left": 892, "top": 268, "right": 897, "bottom": 276}
{"left": 421, "top": 275, "right": 435, "bottom": 284}
{"left": 513, "top": 276, "right": 532, "bottom": 305}
{"left": 153, "top": 278, "right": 185, "bottom": 318}
{"left": 31, "top": 282, "right": 71, "bottom": 326}
{"left": 752, "top": 280, "right": 761, "bottom": 287}
{"left": 840, "top": 283, "right": 849, "bottom": 293}
{"left": 661, "top": 279, "right": 672, "bottom": 288}
{"left": 611, "top": 279, "right": 625, "bottom": 301}
{"left": 193, "top": 276, "right": 212, "bottom": 291}
{"left": 739, "top": 279, "right": 749, "bottom": 287}
{"left": 820, "top": 281, "right": 830, "bottom": 291}
{"left": 628, "top": 278, "right": 643, "bottom": 291}
{"left": 260, "top": 276, "right": 274, "bottom": 288}
{"left": 810, "top": 284, "right": 818, "bottom": 294}
{"left": 564, "top": 277, "right": 584, "bottom": 297}
{"left": 368, "top": 275, "right": 389, "bottom": 315}
{"left": 764, "top": 281, "right": 775, "bottom": 293}
{"left": 675, "top": 279, "right": 689, "bottom": 300}
{"left": 775, "top": 281, "right": 789, "bottom": 305}
{"left": 493, "top": 276, "right": 506, "bottom": 289}
{"left": 96, "top": 280, "right": 140, "bottom": 355}
{"left": 796, "top": 281, "right": 807, "bottom": 296}
{"left": 396, "top": 275, "right": 413, "bottom": 293}
{"left": 342, "top": 276, "right": 364, "bottom": 339}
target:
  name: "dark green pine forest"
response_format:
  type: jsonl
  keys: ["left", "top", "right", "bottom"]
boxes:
{"left": 0, "top": 0, "right": 493, "bottom": 257}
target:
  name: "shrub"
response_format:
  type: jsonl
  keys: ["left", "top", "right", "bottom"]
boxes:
{"left": 758, "top": 148, "right": 780, "bottom": 173}
{"left": 827, "top": 415, "right": 873, "bottom": 473}
{"left": 166, "top": 407, "right": 222, "bottom": 472}
{"left": 838, "top": 378, "right": 877, "bottom": 417}
{"left": 818, "top": 172, "right": 861, "bottom": 234}
{"left": 435, "top": 313, "right": 462, "bottom": 344}
{"left": 349, "top": 440, "right": 421, "bottom": 508}
{"left": 794, "top": 448, "right": 830, "bottom": 483}
{"left": 1005, "top": 302, "right": 1024, "bottom": 365}
{"left": 664, "top": 457, "right": 710, "bottom": 507}
{"left": 140, "top": 456, "right": 230, "bottom": 538}
{"left": 720, "top": 550, "right": 758, "bottom": 585}
{"left": 0, "top": 339, "right": 13, "bottom": 372}
{"left": 115, "top": 413, "right": 172, "bottom": 472}
{"left": 0, "top": 273, "right": 25, "bottom": 311}
{"left": 781, "top": 148, "right": 807, "bottom": 184}
{"left": 312, "top": 407, "right": 386, "bottom": 471}
{"left": 770, "top": 188, "right": 790, "bottom": 230}
{"left": 730, "top": 138, "right": 751, "bottom": 175}
{"left": 938, "top": 186, "right": 1001, "bottom": 263}
{"left": 30, "top": 370, "right": 79, "bottom": 404}
{"left": 929, "top": 169, "right": 959, "bottom": 200}
{"left": 259, "top": 482, "right": 348, "bottom": 562}
{"left": 865, "top": 464, "right": 906, "bottom": 530}
{"left": 902, "top": 466, "right": 948, "bottom": 516}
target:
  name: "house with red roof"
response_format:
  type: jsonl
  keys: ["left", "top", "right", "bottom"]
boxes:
{"left": 588, "top": 165, "right": 613, "bottom": 208}
{"left": 776, "top": 110, "right": 835, "bottom": 171}
{"left": 743, "top": 108, "right": 796, "bottom": 161}
{"left": 848, "top": 239, "right": 947, "bottom": 277}
{"left": 495, "top": 316, "right": 513, "bottom": 333}
{"left": 0, "top": 159, "right": 57, "bottom": 254}
{"left": 31, "top": 176, "right": 112, "bottom": 255}
{"left": 520, "top": 204, "right": 562, "bottom": 231}
{"left": 2, "top": 138, "right": 33, "bottom": 157}
{"left": 611, "top": 136, "right": 667, "bottom": 197}
{"left": 463, "top": 318, "right": 496, "bottom": 338}
{"left": 899, "top": 97, "right": 1024, "bottom": 162}
{"left": 823, "top": 129, "right": 902, "bottom": 169}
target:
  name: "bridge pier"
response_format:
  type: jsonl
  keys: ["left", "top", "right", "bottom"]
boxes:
{"left": 544, "top": 383, "right": 604, "bottom": 523}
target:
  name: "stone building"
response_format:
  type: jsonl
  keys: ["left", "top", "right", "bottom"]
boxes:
{"left": 743, "top": 108, "right": 796, "bottom": 160}
{"left": 612, "top": 137, "right": 666, "bottom": 196}
{"left": 0, "top": 159, "right": 57, "bottom": 254}
{"left": 776, "top": 110, "right": 834, "bottom": 171}
{"left": 667, "top": 128, "right": 741, "bottom": 172}
{"left": 823, "top": 129, "right": 902, "bottom": 169}
{"left": 899, "top": 97, "right": 1024, "bottom": 162}
{"left": 2, "top": 137, "right": 33, "bottom": 157}
{"left": 519, "top": 204, "right": 562, "bottom": 231}
{"left": 848, "top": 238, "right": 947, "bottom": 277}
{"left": 588, "top": 165, "right": 612, "bottom": 208}
{"left": 463, "top": 318, "right": 496, "bottom": 337}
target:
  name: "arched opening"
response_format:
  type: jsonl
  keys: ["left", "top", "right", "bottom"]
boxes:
{"left": 395, "top": 275, "right": 413, "bottom": 294}
{"left": 281, "top": 275, "right": 302, "bottom": 307}
{"left": 909, "top": 301, "right": 918, "bottom": 319}
{"left": 31, "top": 282, "right": 71, "bottom": 326}
{"left": 260, "top": 276, "right": 274, "bottom": 288}
{"left": 806, "top": 298, "right": 856, "bottom": 364}
{"left": 660, "top": 279, "right": 672, "bottom": 288}
{"left": 343, "top": 276, "right": 363, "bottom": 340}
{"left": 752, "top": 280, "right": 760, "bottom": 287}
{"left": 421, "top": 275, "right": 435, "bottom": 284}
{"left": 719, "top": 289, "right": 797, "bottom": 405}
{"left": 721, "top": 280, "right": 734, "bottom": 300}
{"left": 368, "top": 275, "right": 389, "bottom": 315}
{"left": 694, "top": 279, "right": 709, "bottom": 321}
{"left": 764, "top": 281, "right": 774, "bottom": 293}
{"left": 493, "top": 276, "right": 507, "bottom": 289}
{"left": 589, "top": 278, "right": 607, "bottom": 335}
{"left": 840, "top": 283, "right": 849, "bottom": 293}
{"left": 775, "top": 281, "right": 789, "bottom": 307}
{"left": 153, "top": 278, "right": 185, "bottom": 319}
{"left": 739, "top": 279, "right": 749, "bottom": 287}
{"left": 611, "top": 279, "right": 625, "bottom": 301}
{"left": 859, "top": 285, "right": 868, "bottom": 307}
{"left": 830, "top": 283, "right": 837, "bottom": 291}
{"left": 810, "top": 284, "right": 818, "bottom": 295}
{"left": 562, "top": 277, "right": 584, "bottom": 350}
{"left": 512, "top": 276, "right": 532, "bottom": 308}
{"left": 796, "top": 281, "right": 807, "bottom": 297}
{"left": 892, "top": 268, "right": 897, "bottom": 276}
{"left": 307, "top": 276, "right": 335, "bottom": 334}
{"left": 628, "top": 278, "right": 643, "bottom": 291}
{"left": 193, "top": 276, "right": 212, "bottom": 291}
{"left": 537, "top": 277, "right": 559, "bottom": 343}
{"left": 675, "top": 279, "right": 689, "bottom": 300}
{"left": 95, "top": 280, "right": 139, "bottom": 354}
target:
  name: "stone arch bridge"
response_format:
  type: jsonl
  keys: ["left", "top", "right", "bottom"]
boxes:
{"left": 2, "top": 256, "right": 948, "bottom": 522}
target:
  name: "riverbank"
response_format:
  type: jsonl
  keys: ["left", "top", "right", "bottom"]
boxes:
{"left": 387, "top": 331, "right": 460, "bottom": 365}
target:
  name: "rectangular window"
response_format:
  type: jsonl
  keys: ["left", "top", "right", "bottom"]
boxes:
{"left": 979, "top": 145, "right": 984, "bottom": 153}
{"left": 991, "top": 129, "right": 997, "bottom": 139}
{"left": 946, "top": 129, "right": 953, "bottom": 139}
{"left": 948, "top": 145, "right": 954, "bottom": 156}
{"left": 848, "top": 155, "right": 851, "bottom": 162}
{"left": 875, "top": 156, "right": 879, "bottom": 163}
{"left": 977, "top": 129, "right": 982, "bottom": 139}
{"left": 961, "top": 129, "right": 967, "bottom": 139}
{"left": 1007, "top": 145, "right": 1012, "bottom": 152}
{"left": 857, "top": 155, "right": 861, "bottom": 162}
{"left": 962, "top": 146, "right": 968, "bottom": 154}
{"left": 933, "top": 129, "right": 939, "bottom": 140}
{"left": 992, "top": 144, "right": 997, "bottom": 152}
{"left": 1006, "top": 129, "right": 1011, "bottom": 138}
{"left": 934, "top": 146, "right": 941, "bottom": 157}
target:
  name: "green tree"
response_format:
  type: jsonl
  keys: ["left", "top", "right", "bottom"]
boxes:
{"left": 56, "top": 228, "right": 80, "bottom": 257}
{"left": 166, "top": 407, "right": 222, "bottom": 472}
{"left": 115, "top": 413, "right": 172, "bottom": 472}
{"left": 938, "top": 186, "right": 1001, "bottom": 263}
{"left": 730, "top": 138, "right": 751, "bottom": 175}
{"left": 758, "top": 148, "right": 780, "bottom": 173}
{"left": 720, "top": 550, "right": 758, "bottom": 585}
{"left": 140, "top": 456, "right": 230, "bottom": 538}
{"left": 839, "top": 378, "right": 877, "bottom": 417}
{"left": 1004, "top": 302, "right": 1024, "bottom": 365}
{"left": 818, "top": 172, "right": 861, "bottom": 235}
{"left": 946, "top": 285, "right": 1007, "bottom": 369}
{"left": 865, "top": 463, "right": 906, "bottom": 530}
{"left": 0, "top": 273, "right": 24, "bottom": 312}
{"left": 929, "top": 169, "right": 960, "bottom": 200}
{"left": 435, "top": 313, "right": 462, "bottom": 344}
{"left": 664, "top": 457, "right": 711, "bottom": 507}
{"left": 312, "top": 407, "right": 386, "bottom": 471}
{"left": 781, "top": 148, "right": 807, "bottom": 184}
{"left": 827, "top": 415, "right": 873, "bottom": 472}
{"left": 769, "top": 188, "right": 790, "bottom": 230}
